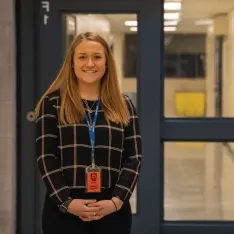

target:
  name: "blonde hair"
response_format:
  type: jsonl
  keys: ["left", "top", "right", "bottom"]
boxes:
{"left": 34, "top": 32, "right": 129, "bottom": 125}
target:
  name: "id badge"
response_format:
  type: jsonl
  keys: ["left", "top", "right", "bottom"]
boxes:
{"left": 85, "top": 165, "right": 101, "bottom": 193}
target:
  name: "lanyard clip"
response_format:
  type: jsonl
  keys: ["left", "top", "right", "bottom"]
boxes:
{"left": 91, "top": 152, "right": 95, "bottom": 169}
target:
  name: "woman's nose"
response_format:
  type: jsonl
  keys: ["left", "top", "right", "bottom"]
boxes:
{"left": 86, "top": 58, "right": 94, "bottom": 67}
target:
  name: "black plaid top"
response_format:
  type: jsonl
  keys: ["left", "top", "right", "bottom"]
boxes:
{"left": 36, "top": 90, "right": 142, "bottom": 207}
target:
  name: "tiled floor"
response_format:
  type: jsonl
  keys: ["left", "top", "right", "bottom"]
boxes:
{"left": 129, "top": 142, "right": 234, "bottom": 220}
{"left": 164, "top": 142, "right": 234, "bottom": 221}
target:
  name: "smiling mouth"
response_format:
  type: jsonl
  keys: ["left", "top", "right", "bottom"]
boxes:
{"left": 83, "top": 70, "right": 97, "bottom": 73}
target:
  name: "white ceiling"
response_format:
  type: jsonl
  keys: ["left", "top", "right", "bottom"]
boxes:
{"left": 89, "top": 0, "right": 234, "bottom": 34}
{"left": 103, "top": 14, "right": 137, "bottom": 33}
{"left": 178, "top": 0, "right": 234, "bottom": 33}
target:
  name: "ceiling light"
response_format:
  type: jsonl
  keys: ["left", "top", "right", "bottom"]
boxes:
{"left": 125, "top": 21, "right": 138, "bottom": 26}
{"left": 195, "top": 19, "right": 212, "bottom": 26}
{"left": 129, "top": 27, "right": 138, "bottom": 32}
{"left": 164, "top": 2, "right": 181, "bottom": 11}
{"left": 164, "top": 20, "right": 178, "bottom": 26}
{"left": 164, "top": 12, "right": 180, "bottom": 20}
{"left": 164, "top": 26, "right": 177, "bottom": 32}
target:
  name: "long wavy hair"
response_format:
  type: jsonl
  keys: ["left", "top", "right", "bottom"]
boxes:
{"left": 34, "top": 32, "right": 129, "bottom": 125}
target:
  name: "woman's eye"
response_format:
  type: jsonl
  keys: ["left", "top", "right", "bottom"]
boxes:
{"left": 79, "top": 56, "right": 86, "bottom": 60}
{"left": 94, "top": 56, "right": 101, "bottom": 59}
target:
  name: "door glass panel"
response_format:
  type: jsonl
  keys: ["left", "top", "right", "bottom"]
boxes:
{"left": 164, "top": 141, "right": 234, "bottom": 220}
{"left": 63, "top": 13, "right": 138, "bottom": 214}
{"left": 163, "top": 0, "right": 234, "bottom": 118}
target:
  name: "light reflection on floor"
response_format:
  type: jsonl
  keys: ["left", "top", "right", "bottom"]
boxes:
{"left": 129, "top": 142, "right": 234, "bottom": 220}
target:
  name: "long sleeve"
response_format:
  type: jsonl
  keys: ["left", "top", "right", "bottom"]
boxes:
{"left": 35, "top": 95, "right": 70, "bottom": 207}
{"left": 113, "top": 95, "right": 142, "bottom": 202}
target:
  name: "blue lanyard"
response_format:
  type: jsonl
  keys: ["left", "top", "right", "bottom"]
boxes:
{"left": 84, "top": 99, "right": 100, "bottom": 168}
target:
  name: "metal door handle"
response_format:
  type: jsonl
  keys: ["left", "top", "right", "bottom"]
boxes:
{"left": 26, "top": 111, "right": 36, "bottom": 122}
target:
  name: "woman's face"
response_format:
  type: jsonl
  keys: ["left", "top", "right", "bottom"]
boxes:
{"left": 73, "top": 40, "right": 107, "bottom": 85}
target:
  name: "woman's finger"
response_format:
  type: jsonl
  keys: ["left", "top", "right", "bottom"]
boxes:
{"left": 91, "top": 215, "right": 104, "bottom": 220}
{"left": 83, "top": 199, "right": 96, "bottom": 205}
{"left": 79, "top": 216, "right": 90, "bottom": 222}
{"left": 79, "top": 214, "right": 104, "bottom": 221}
{"left": 79, "top": 211, "right": 100, "bottom": 217}
{"left": 83, "top": 205, "right": 103, "bottom": 213}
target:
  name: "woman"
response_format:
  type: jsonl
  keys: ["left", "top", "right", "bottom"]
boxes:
{"left": 35, "top": 32, "right": 142, "bottom": 234}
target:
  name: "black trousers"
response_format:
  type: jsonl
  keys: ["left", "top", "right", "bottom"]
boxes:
{"left": 42, "top": 188, "right": 132, "bottom": 234}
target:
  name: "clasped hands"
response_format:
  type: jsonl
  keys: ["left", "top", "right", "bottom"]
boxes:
{"left": 67, "top": 197, "right": 123, "bottom": 222}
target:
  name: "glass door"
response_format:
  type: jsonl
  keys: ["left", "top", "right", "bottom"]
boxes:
{"left": 17, "top": 0, "right": 163, "bottom": 233}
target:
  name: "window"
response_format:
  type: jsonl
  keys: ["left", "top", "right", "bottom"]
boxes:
{"left": 124, "top": 33, "right": 206, "bottom": 78}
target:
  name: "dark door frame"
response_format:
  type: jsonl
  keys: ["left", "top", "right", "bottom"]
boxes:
{"left": 17, "top": 0, "right": 163, "bottom": 233}
{"left": 16, "top": 0, "right": 38, "bottom": 233}
{"left": 17, "top": 0, "right": 234, "bottom": 234}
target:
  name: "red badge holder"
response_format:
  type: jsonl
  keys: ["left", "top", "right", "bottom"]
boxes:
{"left": 86, "top": 165, "right": 101, "bottom": 193}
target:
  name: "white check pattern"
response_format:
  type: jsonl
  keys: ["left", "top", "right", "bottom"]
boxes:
{"left": 36, "top": 90, "right": 142, "bottom": 206}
